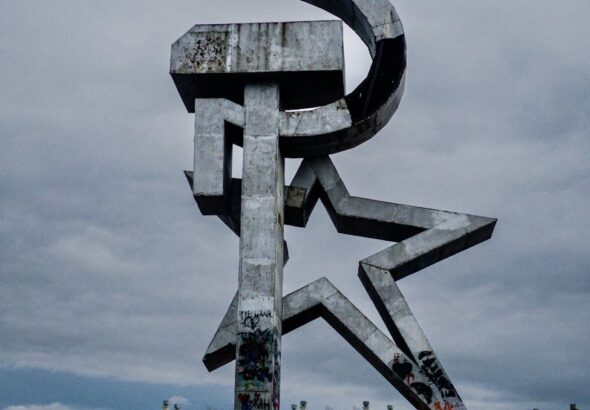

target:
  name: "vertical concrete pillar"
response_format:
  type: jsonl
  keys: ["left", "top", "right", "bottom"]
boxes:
{"left": 235, "top": 82, "right": 284, "bottom": 410}
{"left": 193, "top": 99, "right": 232, "bottom": 215}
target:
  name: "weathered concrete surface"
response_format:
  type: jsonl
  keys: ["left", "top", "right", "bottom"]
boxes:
{"left": 204, "top": 277, "right": 445, "bottom": 410}
{"left": 359, "top": 264, "right": 467, "bottom": 410}
{"left": 278, "top": 0, "right": 407, "bottom": 157}
{"left": 184, "top": 172, "right": 291, "bottom": 265}
{"left": 173, "top": 2, "right": 497, "bottom": 410}
{"left": 235, "top": 83, "right": 284, "bottom": 410}
{"left": 285, "top": 157, "right": 497, "bottom": 261}
{"left": 187, "top": 156, "right": 496, "bottom": 256}
{"left": 171, "top": 0, "right": 408, "bottom": 157}
{"left": 199, "top": 154, "right": 497, "bottom": 341}
{"left": 198, "top": 156, "right": 496, "bottom": 410}
{"left": 171, "top": 21, "right": 345, "bottom": 112}
{"left": 192, "top": 99, "right": 244, "bottom": 215}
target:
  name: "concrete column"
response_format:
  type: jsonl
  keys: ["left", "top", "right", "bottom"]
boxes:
{"left": 193, "top": 99, "right": 232, "bottom": 215}
{"left": 235, "top": 82, "right": 284, "bottom": 410}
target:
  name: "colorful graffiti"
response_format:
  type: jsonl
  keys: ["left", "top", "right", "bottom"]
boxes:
{"left": 392, "top": 353, "right": 434, "bottom": 405}
{"left": 238, "top": 393, "right": 272, "bottom": 410}
{"left": 237, "top": 328, "right": 274, "bottom": 383}
{"left": 237, "top": 309, "right": 280, "bottom": 410}
{"left": 434, "top": 402, "right": 454, "bottom": 410}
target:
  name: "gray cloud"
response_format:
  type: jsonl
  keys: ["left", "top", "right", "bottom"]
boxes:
{"left": 1, "top": 1, "right": 589, "bottom": 409}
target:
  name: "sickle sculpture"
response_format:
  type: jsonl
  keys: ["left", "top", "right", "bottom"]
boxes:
{"left": 279, "top": 0, "right": 407, "bottom": 156}
{"left": 171, "top": 1, "right": 496, "bottom": 410}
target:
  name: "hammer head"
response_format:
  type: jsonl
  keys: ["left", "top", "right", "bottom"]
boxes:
{"left": 171, "top": 20, "right": 345, "bottom": 111}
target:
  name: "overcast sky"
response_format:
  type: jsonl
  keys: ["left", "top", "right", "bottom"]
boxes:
{"left": 1, "top": 1, "right": 589, "bottom": 410}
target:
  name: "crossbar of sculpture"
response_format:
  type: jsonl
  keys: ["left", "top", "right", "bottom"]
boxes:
{"left": 171, "top": 1, "right": 496, "bottom": 410}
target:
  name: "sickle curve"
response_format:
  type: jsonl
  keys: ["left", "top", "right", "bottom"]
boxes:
{"left": 279, "top": 0, "right": 406, "bottom": 157}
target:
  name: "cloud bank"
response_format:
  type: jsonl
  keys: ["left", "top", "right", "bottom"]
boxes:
{"left": 1, "top": 1, "right": 589, "bottom": 409}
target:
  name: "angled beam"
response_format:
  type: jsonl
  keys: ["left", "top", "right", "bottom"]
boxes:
{"left": 204, "top": 278, "right": 442, "bottom": 410}
{"left": 283, "top": 157, "right": 497, "bottom": 279}
{"left": 360, "top": 214, "right": 496, "bottom": 281}
{"left": 359, "top": 264, "right": 467, "bottom": 410}
{"left": 307, "top": 157, "right": 463, "bottom": 242}
{"left": 204, "top": 292, "right": 239, "bottom": 371}
{"left": 283, "top": 157, "right": 470, "bottom": 241}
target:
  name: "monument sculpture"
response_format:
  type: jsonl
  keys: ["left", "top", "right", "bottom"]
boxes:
{"left": 170, "top": 1, "right": 497, "bottom": 409}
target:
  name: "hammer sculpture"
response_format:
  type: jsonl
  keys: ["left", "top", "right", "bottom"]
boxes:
{"left": 170, "top": 1, "right": 497, "bottom": 409}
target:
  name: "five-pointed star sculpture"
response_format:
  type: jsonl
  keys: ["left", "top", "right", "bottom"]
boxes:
{"left": 185, "top": 156, "right": 496, "bottom": 410}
